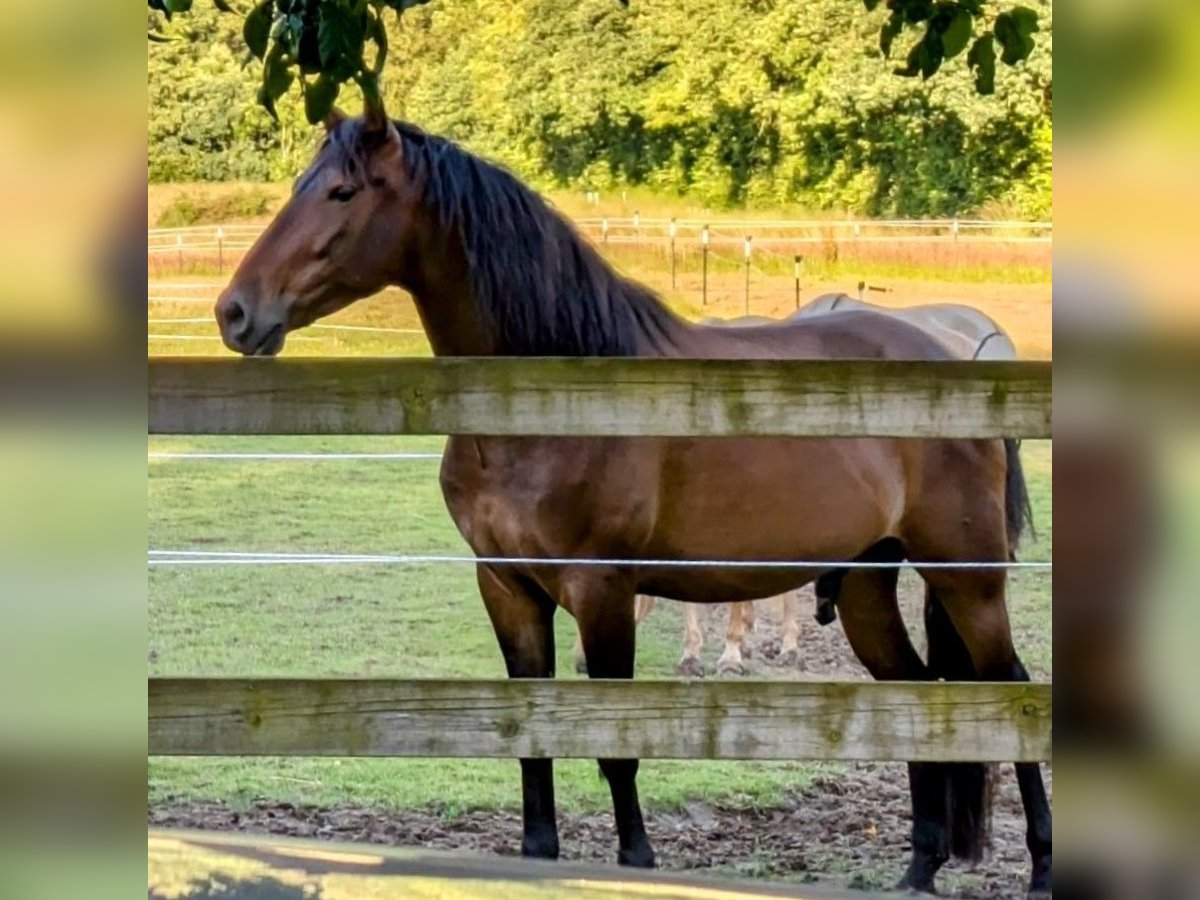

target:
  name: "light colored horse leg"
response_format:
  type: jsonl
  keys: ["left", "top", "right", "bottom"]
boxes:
{"left": 634, "top": 594, "right": 656, "bottom": 624}
{"left": 572, "top": 632, "right": 588, "bottom": 674}
{"left": 779, "top": 592, "right": 802, "bottom": 668}
{"left": 716, "top": 601, "right": 754, "bottom": 675}
{"left": 677, "top": 603, "right": 705, "bottom": 677}
{"left": 577, "top": 594, "right": 657, "bottom": 674}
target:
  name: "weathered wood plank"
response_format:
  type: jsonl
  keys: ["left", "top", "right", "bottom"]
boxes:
{"left": 148, "top": 358, "right": 1051, "bottom": 438}
{"left": 148, "top": 679, "right": 1051, "bottom": 762}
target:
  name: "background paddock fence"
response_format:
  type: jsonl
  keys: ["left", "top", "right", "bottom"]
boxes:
{"left": 147, "top": 217, "right": 1051, "bottom": 328}
{"left": 148, "top": 679, "right": 1052, "bottom": 763}
{"left": 148, "top": 217, "right": 1053, "bottom": 256}
{"left": 148, "top": 358, "right": 1052, "bottom": 439}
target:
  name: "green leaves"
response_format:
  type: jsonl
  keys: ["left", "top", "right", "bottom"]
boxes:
{"left": 967, "top": 33, "right": 995, "bottom": 94}
{"left": 229, "top": 1, "right": 431, "bottom": 125}
{"left": 870, "top": 1, "right": 1040, "bottom": 94}
{"left": 941, "top": 8, "right": 973, "bottom": 59}
{"left": 153, "top": 0, "right": 1043, "bottom": 124}
{"left": 317, "top": 1, "right": 366, "bottom": 82}
{"left": 242, "top": 0, "right": 272, "bottom": 60}
{"left": 994, "top": 5, "right": 1038, "bottom": 65}
{"left": 895, "top": 28, "right": 942, "bottom": 79}
{"left": 304, "top": 73, "right": 341, "bottom": 124}
{"left": 880, "top": 11, "right": 905, "bottom": 57}
{"left": 257, "top": 42, "right": 295, "bottom": 120}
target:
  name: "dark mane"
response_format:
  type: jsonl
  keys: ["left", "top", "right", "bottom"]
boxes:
{"left": 336, "top": 119, "right": 682, "bottom": 357}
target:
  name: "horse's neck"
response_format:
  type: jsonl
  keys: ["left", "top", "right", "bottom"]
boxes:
{"left": 399, "top": 195, "right": 698, "bottom": 358}
{"left": 399, "top": 220, "right": 496, "bottom": 356}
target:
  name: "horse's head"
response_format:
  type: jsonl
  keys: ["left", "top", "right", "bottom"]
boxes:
{"left": 215, "top": 100, "right": 417, "bottom": 356}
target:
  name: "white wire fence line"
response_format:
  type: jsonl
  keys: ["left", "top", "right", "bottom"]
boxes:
{"left": 146, "top": 318, "right": 424, "bottom": 335}
{"left": 148, "top": 216, "right": 1053, "bottom": 256}
{"left": 147, "top": 332, "right": 322, "bottom": 343}
{"left": 150, "top": 451, "right": 443, "bottom": 461}
{"left": 148, "top": 548, "right": 1051, "bottom": 570}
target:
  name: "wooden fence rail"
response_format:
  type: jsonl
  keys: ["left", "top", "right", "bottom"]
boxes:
{"left": 149, "top": 358, "right": 1051, "bottom": 439}
{"left": 148, "top": 679, "right": 1052, "bottom": 763}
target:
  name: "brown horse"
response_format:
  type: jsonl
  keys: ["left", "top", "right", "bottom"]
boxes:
{"left": 213, "top": 108, "right": 1050, "bottom": 897}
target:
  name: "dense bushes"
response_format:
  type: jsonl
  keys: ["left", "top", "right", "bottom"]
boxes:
{"left": 155, "top": 187, "right": 275, "bottom": 227}
{"left": 149, "top": 0, "right": 1052, "bottom": 218}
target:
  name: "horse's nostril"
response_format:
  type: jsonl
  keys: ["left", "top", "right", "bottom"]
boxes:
{"left": 224, "top": 298, "right": 246, "bottom": 326}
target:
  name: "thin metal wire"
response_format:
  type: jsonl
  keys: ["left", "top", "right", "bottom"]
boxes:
{"left": 148, "top": 549, "right": 1051, "bottom": 570}
{"left": 147, "top": 333, "right": 321, "bottom": 342}
{"left": 145, "top": 318, "right": 424, "bottom": 335}
{"left": 149, "top": 451, "right": 443, "bottom": 461}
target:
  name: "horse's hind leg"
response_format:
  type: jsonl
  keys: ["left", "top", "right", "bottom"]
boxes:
{"left": 572, "top": 632, "right": 588, "bottom": 674}
{"left": 566, "top": 567, "right": 655, "bottom": 868}
{"left": 779, "top": 592, "right": 801, "bottom": 667}
{"left": 832, "top": 560, "right": 955, "bottom": 894}
{"left": 677, "top": 603, "right": 705, "bottom": 676}
{"left": 923, "top": 571, "right": 1053, "bottom": 897}
{"left": 835, "top": 549, "right": 984, "bottom": 897}
{"left": 634, "top": 594, "right": 657, "bottom": 624}
{"left": 716, "top": 601, "right": 754, "bottom": 675}
{"left": 477, "top": 565, "right": 560, "bottom": 860}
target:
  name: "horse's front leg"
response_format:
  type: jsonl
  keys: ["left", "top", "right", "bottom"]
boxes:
{"left": 567, "top": 566, "right": 656, "bottom": 868}
{"left": 476, "top": 564, "right": 560, "bottom": 860}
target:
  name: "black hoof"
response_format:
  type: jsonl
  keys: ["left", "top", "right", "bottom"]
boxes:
{"left": 676, "top": 657, "right": 705, "bottom": 678}
{"left": 618, "top": 845, "right": 656, "bottom": 868}
{"left": 521, "top": 835, "right": 559, "bottom": 860}
{"left": 1027, "top": 854, "right": 1051, "bottom": 899}
{"left": 897, "top": 856, "right": 945, "bottom": 895}
{"left": 574, "top": 658, "right": 588, "bottom": 675}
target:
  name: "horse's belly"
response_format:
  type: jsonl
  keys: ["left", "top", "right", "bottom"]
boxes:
{"left": 639, "top": 566, "right": 822, "bottom": 604}
{"left": 646, "top": 437, "right": 905, "bottom": 566}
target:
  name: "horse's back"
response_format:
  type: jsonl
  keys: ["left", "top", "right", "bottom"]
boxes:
{"left": 794, "top": 295, "right": 1016, "bottom": 361}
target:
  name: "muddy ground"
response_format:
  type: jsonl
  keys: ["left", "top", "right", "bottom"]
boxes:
{"left": 150, "top": 588, "right": 1050, "bottom": 898}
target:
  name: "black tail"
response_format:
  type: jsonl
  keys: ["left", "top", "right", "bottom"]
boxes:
{"left": 924, "top": 592, "right": 996, "bottom": 862}
{"left": 1004, "top": 438, "right": 1035, "bottom": 551}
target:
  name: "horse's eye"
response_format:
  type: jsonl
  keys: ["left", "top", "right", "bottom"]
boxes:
{"left": 328, "top": 185, "right": 357, "bottom": 203}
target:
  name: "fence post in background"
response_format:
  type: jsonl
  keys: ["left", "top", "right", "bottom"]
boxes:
{"left": 743, "top": 235, "right": 752, "bottom": 316}
{"left": 857, "top": 279, "right": 866, "bottom": 301}
{"left": 176, "top": 233, "right": 183, "bottom": 274}
{"left": 602, "top": 217, "right": 609, "bottom": 248}
{"left": 952, "top": 217, "right": 960, "bottom": 242}
{"left": 701, "top": 225, "right": 710, "bottom": 306}
{"left": 669, "top": 217, "right": 677, "bottom": 290}
{"left": 216, "top": 226, "right": 224, "bottom": 275}
{"left": 633, "top": 210, "right": 640, "bottom": 240}
{"left": 794, "top": 254, "right": 803, "bottom": 310}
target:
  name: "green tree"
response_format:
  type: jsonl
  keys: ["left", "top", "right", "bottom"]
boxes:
{"left": 149, "top": 0, "right": 1044, "bottom": 123}
{"left": 148, "top": 0, "right": 1052, "bottom": 219}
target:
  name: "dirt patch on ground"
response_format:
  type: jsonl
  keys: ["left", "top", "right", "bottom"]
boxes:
{"left": 151, "top": 758, "right": 1047, "bottom": 898}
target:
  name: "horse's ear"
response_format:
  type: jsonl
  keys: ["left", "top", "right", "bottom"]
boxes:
{"left": 362, "top": 92, "right": 390, "bottom": 137}
{"left": 324, "top": 107, "right": 347, "bottom": 133}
